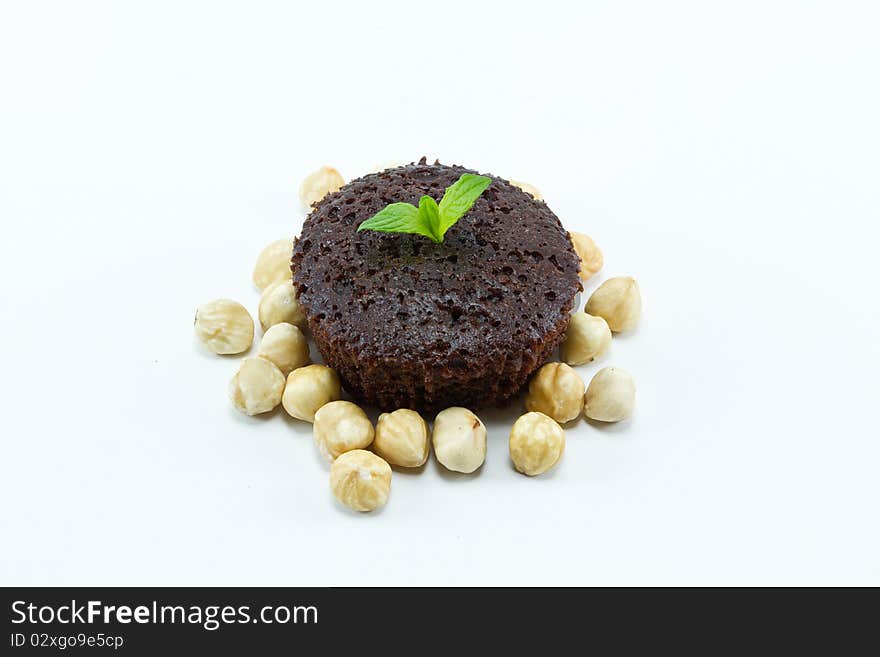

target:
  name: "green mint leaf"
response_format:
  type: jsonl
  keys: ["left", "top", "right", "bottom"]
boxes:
{"left": 418, "top": 195, "right": 441, "bottom": 242}
{"left": 356, "top": 173, "right": 492, "bottom": 243}
{"left": 356, "top": 202, "right": 440, "bottom": 242}
{"left": 437, "top": 173, "right": 492, "bottom": 238}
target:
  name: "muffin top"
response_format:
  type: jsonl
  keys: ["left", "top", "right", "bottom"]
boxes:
{"left": 291, "top": 160, "right": 581, "bottom": 365}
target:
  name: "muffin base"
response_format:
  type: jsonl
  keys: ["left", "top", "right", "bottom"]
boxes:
{"left": 309, "top": 311, "right": 572, "bottom": 414}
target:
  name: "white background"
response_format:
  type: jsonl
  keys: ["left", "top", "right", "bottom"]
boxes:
{"left": 2, "top": 1, "right": 878, "bottom": 586}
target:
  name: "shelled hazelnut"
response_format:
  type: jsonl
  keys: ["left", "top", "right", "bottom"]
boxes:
{"left": 194, "top": 299, "right": 254, "bottom": 355}
{"left": 252, "top": 238, "right": 293, "bottom": 291}
{"left": 525, "top": 362, "right": 585, "bottom": 424}
{"left": 299, "top": 166, "right": 345, "bottom": 208}
{"left": 373, "top": 409, "right": 429, "bottom": 468}
{"left": 313, "top": 400, "right": 375, "bottom": 461}
{"left": 560, "top": 313, "right": 612, "bottom": 366}
{"left": 569, "top": 232, "right": 603, "bottom": 281}
{"left": 229, "top": 357, "right": 285, "bottom": 415}
{"left": 509, "top": 411, "right": 565, "bottom": 476}
{"left": 257, "top": 322, "right": 309, "bottom": 376}
{"left": 432, "top": 407, "right": 487, "bottom": 474}
{"left": 510, "top": 179, "right": 543, "bottom": 201}
{"left": 585, "top": 276, "right": 641, "bottom": 332}
{"left": 258, "top": 280, "right": 306, "bottom": 331}
{"left": 330, "top": 450, "right": 392, "bottom": 512}
{"left": 371, "top": 161, "right": 405, "bottom": 173}
{"left": 584, "top": 367, "right": 636, "bottom": 422}
{"left": 281, "top": 364, "right": 341, "bottom": 422}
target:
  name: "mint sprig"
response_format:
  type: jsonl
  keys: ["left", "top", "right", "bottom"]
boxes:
{"left": 357, "top": 173, "right": 492, "bottom": 243}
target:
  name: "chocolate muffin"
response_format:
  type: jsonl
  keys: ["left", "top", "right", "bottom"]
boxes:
{"left": 291, "top": 159, "right": 582, "bottom": 413}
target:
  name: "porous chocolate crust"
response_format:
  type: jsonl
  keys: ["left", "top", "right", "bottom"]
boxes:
{"left": 291, "top": 159, "right": 581, "bottom": 413}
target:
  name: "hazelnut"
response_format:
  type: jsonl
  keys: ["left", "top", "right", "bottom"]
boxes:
{"left": 257, "top": 322, "right": 309, "bottom": 376}
{"left": 229, "top": 357, "right": 285, "bottom": 415}
{"left": 373, "top": 409, "right": 429, "bottom": 468}
{"left": 560, "top": 313, "right": 612, "bottom": 366}
{"left": 281, "top": 364, "right": 341, "bottom": 422}
{"left": 432, "top": 407, "right": 487, "bottom": 474}
{"left": 299, "top": 166, "right": 345, "bottom": 208}
{"left": 313, "top": 400, "right": 375, "bottom": 461}
{"left": 371, "top": 160, "right": 405, "bottom": 173}
{"left": 194, "top": 299, "right": 254, "bottom": 355}
{"left": 329, "top": 449, "right": 391, "bottom": 512}
{"left": 252, "top": 238, "right": 293, "bottom": 291}
{"left": 525, "top": 362, "right": 584, "bottom": 424}
{"left": 509, "top": 179, "right": 543, "bottom": 201}
{"left": 569, "top": 232, "right": 603, "bottom": 281}
{"left": 509, "top": 411, "right": 565, "bottom": 476}
{"left": 584, "top": 367, "right": 636, "bottom": 422}
{"left": 258, "top": 280, "right": 306, "bottom": 331}
{"left": 585, "top": 276, "right": 641, "bottom": 332}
